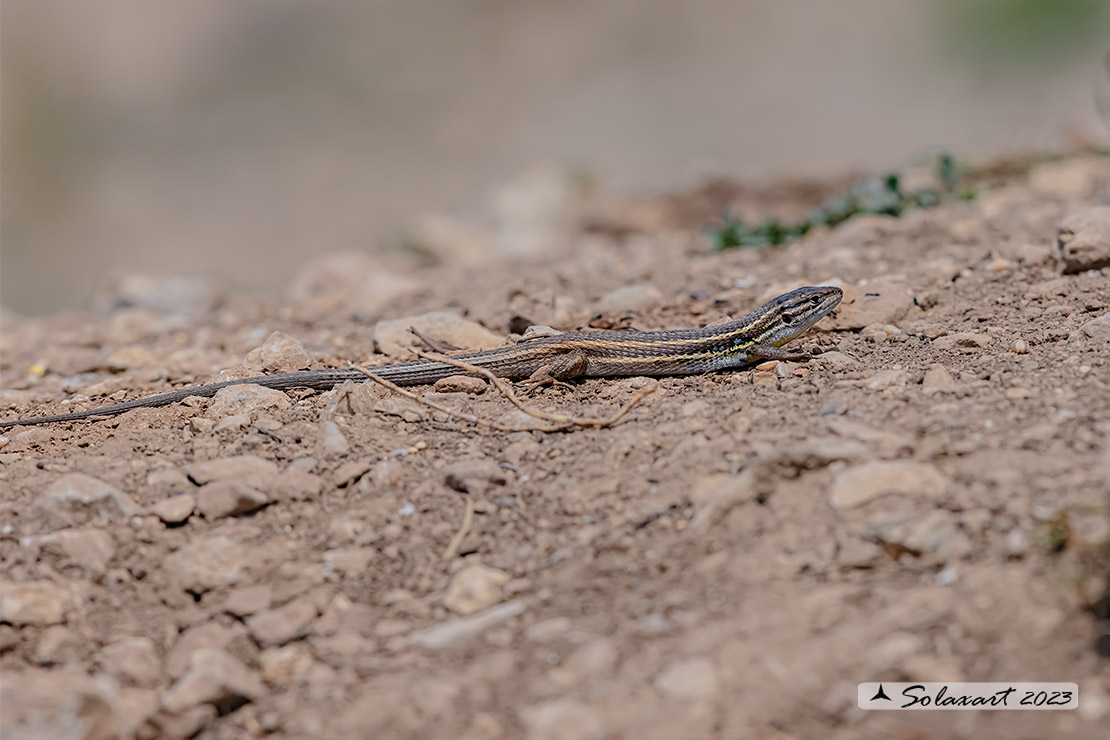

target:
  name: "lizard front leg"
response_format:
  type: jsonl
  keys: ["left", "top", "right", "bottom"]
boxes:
{"left": 517, "top": 350, "right": 589, "bottom": 392}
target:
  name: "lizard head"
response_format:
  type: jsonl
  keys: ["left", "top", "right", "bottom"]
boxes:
{"left": 753, "top": 285, "right": 843, "bottom": 347}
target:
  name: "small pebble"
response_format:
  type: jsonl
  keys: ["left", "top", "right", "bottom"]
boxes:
{"left": 1011, "top": 339, "right": 1029, "bottom": 354}
{"left": 755, "top": 360, "right": 778, "bottom": 372}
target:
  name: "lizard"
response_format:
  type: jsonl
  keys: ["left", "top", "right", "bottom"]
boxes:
{"left": 0, "top": 285, "right": 842, "bottom": 429}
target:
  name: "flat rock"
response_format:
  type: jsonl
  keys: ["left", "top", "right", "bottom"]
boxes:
{"left": 21, "top": 528, "right": 116, "bottom": 574}
{"left": 374, "top": 311, "right": 502, "bottom": 357}
{"left": 443, "top": 564, "right": 510, "bottom": 615}
{"left": 595, "top": 283, "right": 663, "bottom": 314}
{"left": 141, "top": 705, "right": 216, "bottom": 740}
{"left": 99, "top": 636, "right": 162, "bottom": 687}
{"left": 6, "top": 427, "right": 52, "bottom": 452}
{"left": 271, "top": 468, "right": 324, "bottom": 502}
{"left": 827, "top": 280, "right": 913, "bottom": 330}
{"left": 163, "top": 536, "right": 253, "bottom": 594}
{"left": 323, "top": 548, "right": 376, "bottom": 577}
{"left": 184, "top": 455, "right": 279, "bottom": 488}
{"left": 160, "top": 647, "right": 264, "bottom": 714}
{"left": 151, "top": 494, "right": 196, "bottom": 525}
{"left": 921, "top": 364, "right": 955, "bottom": 392}
{"left": 867, "top": 509, "right": 971, "bottom": 560}
{"left": 205, "top": 385, "right": 291, "bottom": 418}
{"left": 864, "top": 369, "right": 910, "bottom": 390}
{"left": 246, "top": 597, "right": 318, "bottom": 647}
{"left": 316, "top": 421, "right": 350, "bottom": 456}
{"left": 242, "top": 330, "right": 313, "bottom": 373}
{"left": 825, "top": 280, "right": 910, "bottom": 330}
{"left": 654, "top": 656, "right": 719, "bottom": 700}
{"left": 521, "top": 698, "right": 605, "bottom": 740}
{"left": 830, "top": 461, "right": 950, "bottom": 509}
{"left": 1070, "top": 311, "right": 1110, "bottom": 343}
{"left": 196, "top": 481, "right": 270, "bottom": 520}
{"left": 33, "top": 473, "right": 138, "bottom": 531}
{"left": 165, "top": 621, "right": 249, "bottom": 678}
{"left": 0, "top": 580, "right": 80, "bottom": 626}
{"left": 444, "top": 458, "right": 508, "bottom": 493}
{"left": 0, "top": 668, "right": 119, "bottom": 740}
{"left": 1056, "top": 206, "right": 1110, "bottom": 273}
{"left": 223, "top": 584, "right": 274, "bottom": 617}
{"left": 259, "top": 643, "right": 315, "bottom": 686}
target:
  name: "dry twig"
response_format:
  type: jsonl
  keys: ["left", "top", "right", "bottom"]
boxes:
{"left": 348, "top": 357, "right": 653, "bottom": 433}
{"left": 412, "top": 349, "right": 656, "bottom": 428}
{"left": 441, "top": 496, "right": 474, "bottom": 563}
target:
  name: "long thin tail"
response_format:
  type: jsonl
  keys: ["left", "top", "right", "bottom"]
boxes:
{"left": 0, "top": 360, "right": 469, "bottom": 429}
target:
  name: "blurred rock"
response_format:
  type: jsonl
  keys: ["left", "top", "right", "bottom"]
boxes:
{"left": 20, "top": 528, "right": 116, "bottom": 574}
{"left": 444, "top": 458, "right": 507, "bottom": 494}
{"left": 654, "top": 656, "right": 719, "bottom": 700}
{"left": 921, "top": 364, "right": 955, "bottom": 392}
{"left": 323, "top": 548, "right": 376, "bottom": 577}
{"left": 99, "top": 636, "right": 162, "bottom": 687}
{"left": 1070, "top": 312, "right": 1110, "bottom": 343}
{"left": 163, "top": 536, "right": 254, "bottom": 594}
{"left": 161, "top": 647, "right": 264, "bottom": 714}
{"left": 316, "top": 421, "right": 350, "bottom": 456}
{"left": 223, "top": 584, "right": 274, "bottom": 617}
{"left": 509, "top": 291, "right": 584, "bottom": 332}
{"left": 196, "top": 481, "right": 270, "bottom": 519}
{"left": 1029, "top": 157, "right": 1104, "bottom": 199}
{"left": 242, "top": 331, "right": 313, "bottom": 373}
{"left": 33, "top": 474, "right": 138, "bottom": 531}
{"left": 864, "top": 369, "right": 910, "bottom": 390}
{"left": 867, "top": 509, "right": 971, "bottom": 560}
{"left": 414, "top": 214, "right": 493, "bottom": 266}
{"left": 595, "top": 284, "right": 663, "bottom": 314}
{"left": 287, "top": 252, "right": 419, "bottom": 322}
{"left": 271, "top": 468, "right": 324, "bottom": 502}
{"left": 1056, "top": 206, "right": 1110, "bottom": 273}
{"left": 246, "top": 597, "right": 318, "bottom": 647}
{"left": 205, "top": 385, "right": 291, "bottom": 418}
{"left": 142, "top": 705, "right": 217, "bottom": 740}
{"left": 829, "top": 461, "right": 949, "bottom": 509}
{"left": 443, "top": 564, "right": 509, "bottom": 615}
{"left": 91, "top": 273, "right": 222, "bottom": 317}
{"left": 0, "top": 668, "right": 119, "bottom": 740}
{"left": 185, "top": 455, "right": 279, "bottom": 488}
{"left": 521, "top": 698, "right": 604, "bottom": 740}
{"left": 165, "top": 621, "right": 249, "bottom": 678}
{"left": 491, "top": 168, "right": 577, "bottom": 259}
{"left": 151, "top": 494, "right": 196, "bottom": 525}
{"left": 374, "top": 311, "right": 502, "bottom": 358}
{"left": 0, "top": 581, "right": 80, "bottom": 626}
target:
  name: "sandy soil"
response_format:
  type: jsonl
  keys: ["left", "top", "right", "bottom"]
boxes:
{"left": 1, "top": 154, "right": 1109, "bottom": 739}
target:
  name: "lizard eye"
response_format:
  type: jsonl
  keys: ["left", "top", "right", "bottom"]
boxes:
{"left": 781, "top": 312, "right": 796, "bottom": 325}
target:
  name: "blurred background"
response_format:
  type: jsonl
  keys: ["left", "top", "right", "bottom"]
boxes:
{"left": 3, "top": 0, "right": 1109, "bottom": 315}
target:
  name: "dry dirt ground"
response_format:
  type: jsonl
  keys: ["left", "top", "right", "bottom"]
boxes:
{"left": 1, "top": 154, "right": 1109, "bottom": 739}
